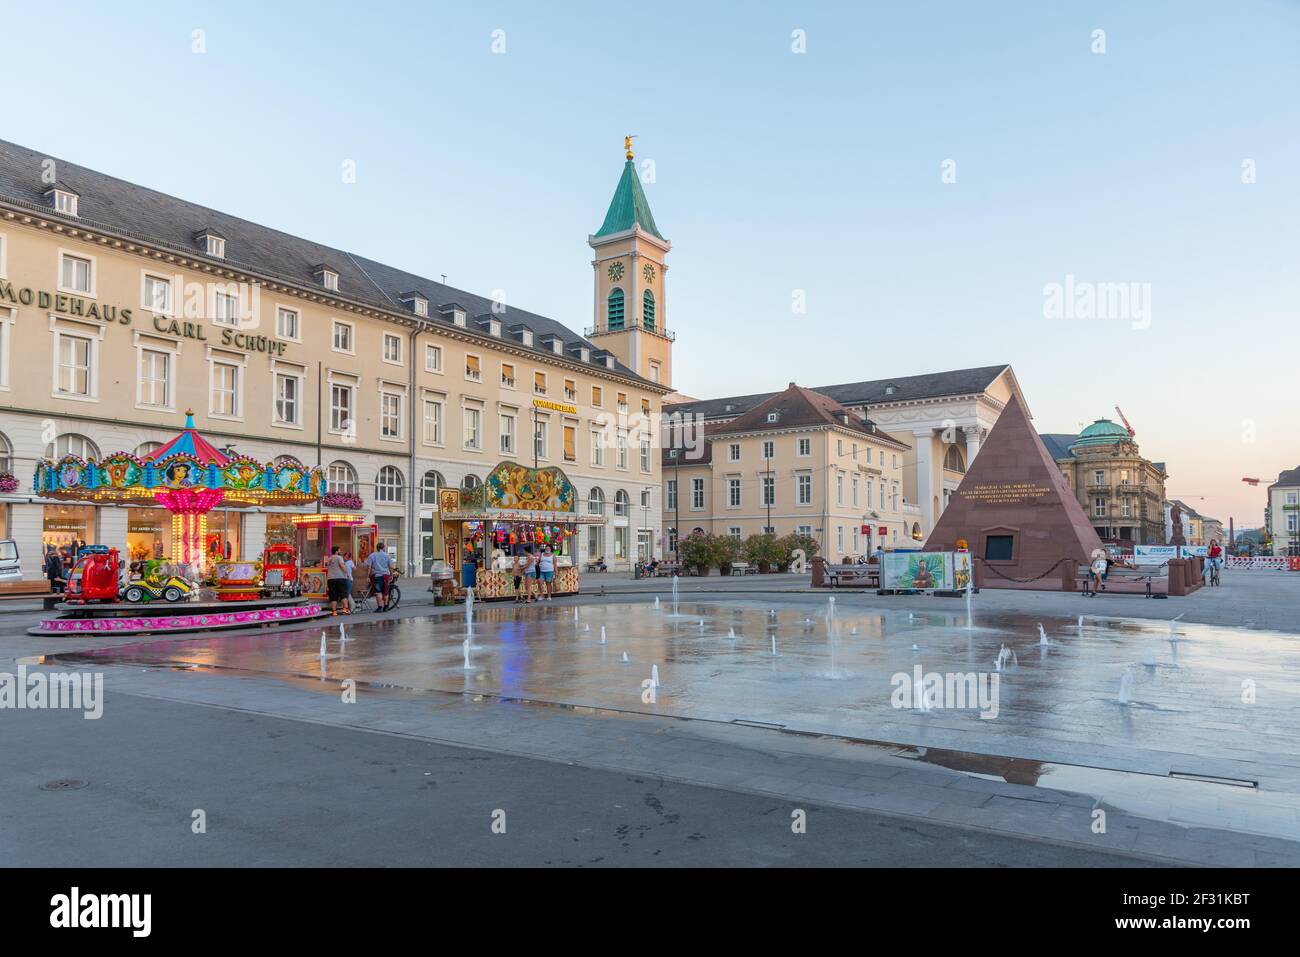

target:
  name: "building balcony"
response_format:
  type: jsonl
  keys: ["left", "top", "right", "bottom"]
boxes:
{"left": 585, "top": 324, "right": 676, "bottom": 342}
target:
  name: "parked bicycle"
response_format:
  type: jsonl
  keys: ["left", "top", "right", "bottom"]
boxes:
{"left": 352, "top": 570, "right": 402, "bottom": 612}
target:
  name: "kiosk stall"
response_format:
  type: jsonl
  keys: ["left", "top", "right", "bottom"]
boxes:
{"left": 435, "top": 462, "right": 603, "bottom": 600}
{"left": 287, "top": 513, "right": 376, "bottom": 599}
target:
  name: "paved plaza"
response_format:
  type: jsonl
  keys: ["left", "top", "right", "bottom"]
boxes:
{"left": 3, "top": 571, "right": 1299, "bottom": 866}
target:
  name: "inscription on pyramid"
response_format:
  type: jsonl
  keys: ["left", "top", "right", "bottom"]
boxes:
{"left": 926, "top": 395, "right": 1103, "bottom": 588}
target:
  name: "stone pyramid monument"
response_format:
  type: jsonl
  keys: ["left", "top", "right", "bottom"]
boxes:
{"left": 926, "top": 395, "right": 1103, "bottom": 589}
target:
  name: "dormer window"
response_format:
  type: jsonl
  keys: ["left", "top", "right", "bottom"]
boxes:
{"left": 603, "top": 354, "right": 615, "bottom": 369}
{"left": 513, "top": 326, "right": 533, "bottom": 348}
{"left": 884, "top": 383, "right": 898, "bottom": 396}
{"left": 767, "top": 412, "right": 779, "bottom": 423}
{"left": 542, "top": 335, "right": 563, "bottom": 355}
{"left": 488, "top": 318, "right": 501, "bottom": 337}
{"left": 580, "top": 346, "right": 591, "bottom": 363}
{"left": 195, "top": 229, "right": 226, "bottom": 259}
{"left": 46, "top": 186, "right": 78, "bottom": 217}
{"left": 313, "top": 264, "right": 339, "bottom": 291}
{"left": 400, "top": 292, "right": 429, "bottom": 317}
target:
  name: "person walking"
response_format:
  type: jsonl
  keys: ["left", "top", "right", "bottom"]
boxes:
{"left": 511, "top": 550, "right": 526, "bottom": 603}
{"left": 326, "top": 545, "right": 350, "bottom": 617}
{"left": 365, "top": 542, "right": 394, "bottom": 612}
{"left": 538, "top": 545, "right": 556, "bottom": 600}
{"left": 343, "top": 551, "right": 356, "bottom": 613}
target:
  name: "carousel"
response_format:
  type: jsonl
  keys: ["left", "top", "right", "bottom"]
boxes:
{"left": 433, "top": 461, "right": 603, "bottom": 601}
{"left": 30, "top": 410, "right": 331, "bottom": 635}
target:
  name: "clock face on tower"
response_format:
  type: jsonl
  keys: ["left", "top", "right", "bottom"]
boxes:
{"left": 607, "top": 261, "right": 624, "bottom": 282}
{"left": 642, "top": 263, "right": 655, "bottom": 282}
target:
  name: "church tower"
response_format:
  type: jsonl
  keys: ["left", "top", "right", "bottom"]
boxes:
{"left": 588, "top": 137, "right": 673, "bottom": 388}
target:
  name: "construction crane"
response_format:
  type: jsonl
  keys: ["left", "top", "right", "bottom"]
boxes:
{"left": 1242, "top": 477, "right": 1261, "bottom": 486}
{"left": 1114, "top": 405, "right": 1135, "bottom": 437}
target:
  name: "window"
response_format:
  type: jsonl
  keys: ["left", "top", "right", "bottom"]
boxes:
{"left": 837, "top": 440, "right": 844, "bottom": 456}
{"left": 465, "top": 355, "right": 481, "bottom": 381}
{"left": 60, "top": 253, "right": 93, "bottom": 294}
{"left": 213, "top": 291, "right": 239, "bottom": 326}
{"left": 425, "top": 344, "right": 442, "bottom": 372}
{"left": 639, "top": 439, "right": 649, "bottom": 472}
{"left": 55, "top": 332, "right": 95, "bottom": 398}
{"left": 837, "top": 527, "right": 844, "bottom": 552}
{"left": 767, "top": 413, "right": 778, "bottom": 423}
{"left": 1119, "top": 469, "right": 1131, "bottom": 486}
{"left": 797, "top": 525, "right": 812, "bottom": 537}
{"left": 53, "top": 190, "right": 78, "bottom": 216}
{"left": 332, "top": 321, "right": 354, "bottom": 353}
{"left": 591, "top": 385, "right": 603, "bottom": 407}
{"left": 691, "top": 478, "right": 705, "bottom": 509}
{"left": 728, "top": 478, "right": 742, "bottom": 507}
{"left": 381, "top": 392, "right": 402, "bottom": 438}
{"left": 330, "top": 382, "right": 354, "bottom": 433}
{"left": 422, "top": 398, "right": 443, "bottom": 444}
{"left": 943, "top": 445, "right": 965, "bottom": 472}
{"left": 500, "top": 412, "right": 516, "bottom": 454}
{"left": 666, "top": 479, "right": 677, "bottom": 511}
{"left": 617, "top": 392, "right": 628, "bottom": 411}
{"left": 985, "top": 535, "right": 1014, "bottom": 561}
{"left": 534, "top": 371, "right": 547, "bottom": 395}
{"left": 1288, "top": 514, "right": 1299, "bottom": 533}
{"left": 607, "top": 288, "right": 625, "bottom": 331}
{"left": 649, "top": 361, "right": 661, "bottom": 383}
{"left": 321, "top": 270, "right": 339, "bottom": 291}
{"left": 1122, "top": 496, "right": 1132, "bottom": 517}
{"left": 1287, "top": 492, "right": 1298, "bottom": 505}
{"left": 463, "top": 407, "right": 482, "bottom": 450}
{"left": 564, "top": 425, "right": 577, "bottom": 462}
{"left": 276, "top": 307, "right": 299, "bottom": 340}
{"left": 867, "top": 479, "right": 873, "bottom": 508}
{"left": 797, "top": 438, "right": 811, "bottom": 457}
{"left": 641, "top": 397, "right": 651, "bottom": 416}
{"left": 728, "top": 443, "right": 741, "bottom": 462}
{"left": 210, "top": 361, "right": 240, "bottom": 416}
{"left": 591, "top": 430, "right": 605, "bottom": 466}
{"left": 205, "top": 236, "right": 225, "bottom": 258}
{"left": 614, "top": 490, "right": 630, "bottom": 517}
{"left": 533, "top": 416, "right": 548, "bottom": 460}
{"left": 640, "top": 488, "right": 651, "bottom": 509}
{"left": 836, "top": 473, "right": 844, "bottom": 506}
{"left": 1094, "top": 470, "right": 1105, "bottom": 486}
{"left": 138, "top": 349, "right": 170, "bottom": 407}
{"left": 642, "top": 290, "right": 656, "bottom": 331}
{"left": 327, "top": 461, "right": 358, "bottom": 495}
{"left": 376, "top": 466, "right": 404, "bottom": 503}
{"left": 852, "top": 475, "right": 859, "bottom": 506}
{"left": 797, "top": 473, "right": 812, "bottom": 505}
{"left": 462, "top": 474, "right": 482, "bottom": 491}
{"left": 564, "top": 379, "right": 577, "bottom": 401}
{"left": 143, "top": 274, "right": 172, "bottom": 314}
{"left": 383, "top": 334, "right": 402, "bottom": 364}
{"left": 762, "top": 441, "right": 774, "bottom": 460}
{"left": 45, "top": 434, "right": 99, "bottom": 460}
{"left": 762, "top": 474, "right": 775, "bottom": 506}
{"left": 421, "top": 470, "right": 444, "bottom": 505}
{"left": 1094, "top": 497, "right": 1106, "bottom": 517}
{"left": 729, "top": 527, "right": 742, "bottom": 540}
{"left": 616, "top": 430, "right": 627, "bottom": 469}
{"left": 274, "top": 372, "right": 299, "bottom": 425}
{"left": 588, "top": 487, "right": 606, "bottom": 516}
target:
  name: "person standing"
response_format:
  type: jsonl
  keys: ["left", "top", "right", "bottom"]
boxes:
{"left": 522, "top": 545, "right": 537, "bottom": 603}
{"left": 366, "top": 542, "right": 393, "bottom": 612}
{"left": 326, "top": 545, "right": 350, "bottom": 617}
{"left": 343, "top": 551, "right": 356, "bottom": 613}
{"left": 538, "top": 545, "right": 556, "bottom": 600}
{"left": 45, "top": 545, "right": 66, "bottom": 595}
{"left": 511, "top": 550, "right": 526, "bottom": 603}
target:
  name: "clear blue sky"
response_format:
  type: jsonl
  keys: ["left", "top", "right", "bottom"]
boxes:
{"left": 4, "top": 0, "right": 1296, "bottom": 526}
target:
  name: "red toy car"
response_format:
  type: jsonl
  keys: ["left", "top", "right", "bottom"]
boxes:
{"left": 65, "top": 548, "right": 122, "bottom": 603}
{"left": 261, "top": 543, "right": 299, "bottom": 596}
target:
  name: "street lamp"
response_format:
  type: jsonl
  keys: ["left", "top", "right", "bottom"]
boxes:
{"left": 642, "top": 486, "right": 652, "bottom": 563}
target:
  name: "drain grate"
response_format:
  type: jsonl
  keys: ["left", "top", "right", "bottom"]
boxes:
{"left": 40, "top": 779, "right": 88, "bottom": 791}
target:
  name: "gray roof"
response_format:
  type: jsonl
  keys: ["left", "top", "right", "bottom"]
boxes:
{"left": 1270, "top": 466, "right": 1300, "bottom": 490}
{"left": 668, "top": 364, "right": 1011, "bottom": 419}
{"left": 0, "top": 138, "right": 648, "bottom": 383}
{"left": 1039, "top": 433, "right": 1077, "bottom": 461}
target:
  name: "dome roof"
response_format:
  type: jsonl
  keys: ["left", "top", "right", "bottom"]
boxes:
{"left": 1071, "top": 418, "right": 1131, "bottom": 450}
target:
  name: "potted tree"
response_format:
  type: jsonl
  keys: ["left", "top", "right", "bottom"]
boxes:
{"left": 679, "top": 532, "right": 715, "bottom": 577}
{"left": 776, "top": 532, "right": 820, "bottom": 572}
{"left": 744, "top": 532, "right": 783, "bottom": 573}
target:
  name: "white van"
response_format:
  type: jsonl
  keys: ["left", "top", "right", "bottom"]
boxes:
{"left": 0, "top": 539, "right": 21, "bottom": 582}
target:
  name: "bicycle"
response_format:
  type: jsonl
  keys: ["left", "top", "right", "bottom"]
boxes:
{"left": 1207, "top": 559, "right": 1221, "bottom": 587}
{"left": 352, "top": 571, "right": 402, "bottom": 612}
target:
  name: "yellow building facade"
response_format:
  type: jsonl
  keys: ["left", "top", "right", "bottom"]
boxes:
{"left": 0, "top": 139, "right": 671, "bottom": 579}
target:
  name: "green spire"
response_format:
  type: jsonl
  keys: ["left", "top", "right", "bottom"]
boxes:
{"left": 595, "top": 160, "right": 664, "bottom": 240}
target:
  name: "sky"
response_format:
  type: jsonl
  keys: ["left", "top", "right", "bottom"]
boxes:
{"left": 2, "top": 0, "right": 1296, "bottom": 528}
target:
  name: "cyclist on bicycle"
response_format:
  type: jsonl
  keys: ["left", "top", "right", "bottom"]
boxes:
{"left": 1204, "top": 539, "right": 1223, "bottom": 585}
{"left": 364, "top": 542, "right": 397, "bottom": 612}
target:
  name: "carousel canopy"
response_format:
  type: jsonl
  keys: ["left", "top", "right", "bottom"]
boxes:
{"left": 33, "top": 410, "right": 326, "bottom": 508}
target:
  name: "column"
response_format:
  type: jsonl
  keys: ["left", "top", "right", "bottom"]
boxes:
{"left": 10, "top": 503, "right": 45, "bottom": 581}
{"left": 913, "top": 429, "right": 935, "bottom": 531}
{"left": 244, "top": 512, "right": 267, "bottom": 563}
{"left": 100, "top": 506, "right": 128, "bottom": 560}
{"left": 964, "top": 426, "right": 982, "bottom": 466}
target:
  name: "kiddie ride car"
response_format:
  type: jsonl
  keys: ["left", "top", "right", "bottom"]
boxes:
{"left": 261, "top": 543, "right": 301, "bottom": 596}
{"left": 64, "top": 546, "right": 124, "bottom": 603}
{"left": 122, "top": 575, "right": 194, "bottom": 604}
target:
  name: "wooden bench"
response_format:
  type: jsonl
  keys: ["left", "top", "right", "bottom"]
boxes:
{"left": 826, "top": 563, "right": 880, "bottom": 588}
{"left": 1077, "top": 567, "right": 1162, "bottom": 597}
{"left": 585, "top": 563, "right": 608, "bottom": 573}
{"left": 655, "top": 562, "right": 683, "bottom": 577}
{"left": 727, "top": 562, "right": 758, "bottom": 576}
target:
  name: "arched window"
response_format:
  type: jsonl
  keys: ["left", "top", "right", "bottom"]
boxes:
{"left": 421, "top": 470, "right": 445, "bottom": 505}
{"left": 606, "top": 288, "right": 625, "bottom": 332}
{"left": 327, "top": 461, "right": 358, "bottom": 495}
{"left": 376, "top": 466, "right": 404, "bottom": 503}
{"left": 135, "top": 441, "right": 163, "bottom": 459}
{"left": 274, "top": 454, "right": 304, "bottom": 467}
{"left": 461, "top": 474, "right": 481, "bottom": 490}
{"left": 943, "top": 445, "right": 966, "bottom": 473}
{"left": 587, "top": 487, "right": 605, "bottom": 515}
{"left": 0, "top": 432, "right": 12, "bottom": 473}
{"left": 614, "top": 489, "right": 630, "bottom": 517}
{"left": 642, "top": 290, "right": 655, "bottom": 331}
{"left": 45, "top": 434, "right": 99, "bottom": 461}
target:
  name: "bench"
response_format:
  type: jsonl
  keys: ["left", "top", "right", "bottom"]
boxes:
{"left": 585, "top": 563, "right": 608, "bottom": 573}
{"left": 655, "top": 562, "right": 683, "bottom": 577}
{"left": 728, "top": 562, "right": 758, "bottom": 576}
{"left": 826, "top": 563, "right": 880, "bottom": 588}
{"left": 1077, "top": 566, "right": 1162, "bottom": 598}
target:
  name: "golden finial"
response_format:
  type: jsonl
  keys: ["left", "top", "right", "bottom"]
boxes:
{"left": 624, "top": 135, "right": 636, "bottom": 161}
